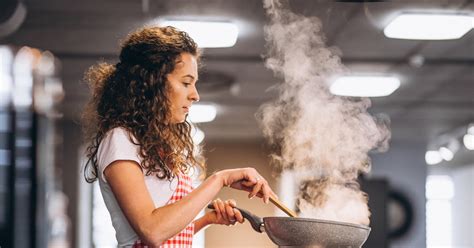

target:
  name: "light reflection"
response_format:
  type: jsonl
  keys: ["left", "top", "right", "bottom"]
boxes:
{"left": 0, "top": 46, "right": 14, "bottom": 107}
{"left": 13, "top": 47, "right": 37, "bottom": 108}
{"left": 426, "top": 175, "right": 454, "bottom": 247}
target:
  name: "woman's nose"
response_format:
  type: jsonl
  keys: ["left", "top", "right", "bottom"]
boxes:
{"left": 189, "top": 86, "right": 200, "bottom": 102}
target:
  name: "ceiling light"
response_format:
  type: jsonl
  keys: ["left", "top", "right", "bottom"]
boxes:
{"left": 468, "top": 125, "right": 474, "bottom": 134}
{"left": 330, "top": 76, "right": 400, "bottom": 97}
{"left": 188, "top": 104, "right": 217, "bottom": 123}
{"left": 439, "top": 147, "right": 454, "bottom": 161}
{"left": 463, "top": 134, "right": 474, "bottom": 150}
{"left": 161, "top": 20, "right": 238, "bottom": 48}
{"left": 425, "top": 150, "right": 443, "bottom": 165}
{"left": 384, "top": 13, "right": 473, "bottom": 40}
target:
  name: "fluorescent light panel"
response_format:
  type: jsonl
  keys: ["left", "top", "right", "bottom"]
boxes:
{"left": 161, "top": 20, "right": 238, "bottom": 48}
{"left": 330, "top": 76, "right": 400, "bottom": 97}
{"left": 384, "top": 13, "right": 473, "bottom": 40}
{"left": 188, "top": 104, "right": 217, "bottom": 123}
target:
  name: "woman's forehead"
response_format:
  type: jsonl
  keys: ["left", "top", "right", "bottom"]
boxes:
{"left": 174, "top": 54, "right": 198, "bottom": 75}
{"left": 176, "top": 53, "right": 197, "bottom": 65}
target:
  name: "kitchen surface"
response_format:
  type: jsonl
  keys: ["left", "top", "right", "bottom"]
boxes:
{"left": 1, "top": 0, "right": 473, "bottom": 247}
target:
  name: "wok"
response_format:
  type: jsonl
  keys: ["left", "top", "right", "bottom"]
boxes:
{"left": 208, "top": 204, "right": 371, "bottom": 248}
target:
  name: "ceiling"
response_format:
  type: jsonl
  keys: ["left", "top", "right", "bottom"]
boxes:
{"left": 2, "top": 0, "right": 474, "bottom": 148}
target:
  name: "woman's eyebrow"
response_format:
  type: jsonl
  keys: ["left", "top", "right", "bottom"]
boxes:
{"left": 182, "top": 75, "right": 198, "bottom": 81}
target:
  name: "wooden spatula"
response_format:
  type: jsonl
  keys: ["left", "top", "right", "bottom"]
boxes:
{"left": 269, "top": 195, "right": 297, "bottom": 217}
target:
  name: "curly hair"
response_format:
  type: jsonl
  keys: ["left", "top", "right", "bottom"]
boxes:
{"left": 82, "top": 26, "right": 204, "bottom": 183}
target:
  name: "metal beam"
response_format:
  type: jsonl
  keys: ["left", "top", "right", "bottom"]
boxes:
{"left": 54, "top": 51, "right": 474, "bottom": 66}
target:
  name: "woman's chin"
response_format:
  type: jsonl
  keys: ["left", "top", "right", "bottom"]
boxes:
{"left": 170, "top": 116, "right": 186, "bottom": 124}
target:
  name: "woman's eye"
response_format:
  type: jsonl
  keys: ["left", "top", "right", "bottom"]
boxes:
{"left": 183, "top": 82, "right": 191, "bottom": 87}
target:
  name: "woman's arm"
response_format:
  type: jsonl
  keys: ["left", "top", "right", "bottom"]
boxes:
{"left": 105, "top": 160, "right": 272, "bottom": 246}
{"left": 193, "top": 216, "right": 210, "bottom": 234}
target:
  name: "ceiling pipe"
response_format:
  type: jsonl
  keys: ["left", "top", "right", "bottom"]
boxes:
{"left": 0, "top": 0, "right": 27, "bottom": 38}
{"left": 51, "top": 51, "right": 474, "bottom": 67}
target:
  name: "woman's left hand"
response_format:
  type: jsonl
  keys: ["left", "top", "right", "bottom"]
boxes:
{"left": 207, "top": 198, "right": 244, "bottom": 226}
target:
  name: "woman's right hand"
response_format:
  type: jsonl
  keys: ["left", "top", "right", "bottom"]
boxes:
{"left": 207, "top": 198, "right": 244, "bottom": 226}
{"left": 216, "top": 168, "right": 277, "bottom": 204}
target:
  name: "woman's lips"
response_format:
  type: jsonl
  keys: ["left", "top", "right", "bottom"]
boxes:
{"left": 183, "top": 106, "right": 189, "bottom": 113}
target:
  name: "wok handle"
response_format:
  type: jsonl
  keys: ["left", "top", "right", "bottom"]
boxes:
{"left": 207, "top": 204, "right": 265, "bottom": 233}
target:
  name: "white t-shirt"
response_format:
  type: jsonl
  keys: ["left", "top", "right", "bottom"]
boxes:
{"left": 97, "top": 127, "right": 178, "bottom": 247}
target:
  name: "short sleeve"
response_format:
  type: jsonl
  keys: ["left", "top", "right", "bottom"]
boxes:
{"left": 97, "top": 127, "right": 142, "bottom": 183}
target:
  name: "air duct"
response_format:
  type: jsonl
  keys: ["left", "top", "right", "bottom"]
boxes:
{"left": 0, "top": 0, "right": 27, "bottom": 38}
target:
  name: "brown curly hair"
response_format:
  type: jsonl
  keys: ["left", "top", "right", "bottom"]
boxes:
{"left": 82, "top": 26, "right": 204, "bottom": 183}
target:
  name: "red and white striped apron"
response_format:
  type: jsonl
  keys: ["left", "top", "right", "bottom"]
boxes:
{"left": 133, "top": 173, "right": 195, "bottom": 248}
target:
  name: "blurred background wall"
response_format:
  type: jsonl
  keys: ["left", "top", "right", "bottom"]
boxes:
{"left": 1, "top": 0, "right": 473, "bottom": 247}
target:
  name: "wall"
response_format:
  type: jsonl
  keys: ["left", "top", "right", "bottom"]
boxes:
{"left": 203, "top": 140, "right": 277, "bottom": 248}
{"left": 59, "top": 120, "right": 83, "bottom": 247}
{"left": 203, "top": 138, "right": 430, "bottom": 248}
{"left": 60, "top": 125, "right": 430, "bottom": 248}
{"left": 451, "top": 164, "right": 474, "bottom": 247}
{"left": 59, "top": 121, "right": 280, "bottom": 247}
{"left": 370, "top": 140, "right": 427, "bottom": 248}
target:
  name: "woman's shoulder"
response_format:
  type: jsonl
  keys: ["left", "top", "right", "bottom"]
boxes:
{"left": 98, "top": 127, "right": 140, "bottom": 160}
{"left": 97, "top": 127, "right": 142, "bottom": 182}
{"left": 105, "top": 126, "right": 131, "bottom": 138}
{"left": 103, "top": 127, "right": 138, "bottom": 144}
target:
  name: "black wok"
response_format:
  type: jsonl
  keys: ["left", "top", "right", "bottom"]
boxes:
{"left": 208, "top": 204, "right": 371, "bottom": 248}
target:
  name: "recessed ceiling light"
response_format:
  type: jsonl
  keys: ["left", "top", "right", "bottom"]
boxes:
{"left": 330, "top": 76, "right": 400, "bottom": 97}
{"left": 463, "top": 134, "right": 474, "bottom": 150}
{"left": 439, "top": 146, "right": 454, "bottom": 161}
{"left": 468, "top": 125, "right": 474, "bottom": 134}
{"left": 384, "top": 13, "right": 473, "bottom": 40}
{"left": 425, "top": 150, "right": 443, "bottom": 165}
{"left": 188, "top": 104, "right": 217, "bottom": 123}
{"left": 161, "top": 20, "right": 238, "bottom": 48}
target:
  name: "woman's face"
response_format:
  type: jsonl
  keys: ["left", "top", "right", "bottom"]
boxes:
{"left": 166, "top": 52, "right": 200, "bottom": 123}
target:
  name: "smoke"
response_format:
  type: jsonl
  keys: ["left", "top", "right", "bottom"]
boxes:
{"left": 257, "top": 0, "right": 390, "bottom": 225}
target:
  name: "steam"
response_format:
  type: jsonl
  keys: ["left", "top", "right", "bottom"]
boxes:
{"left": 298, "top": 180, "right": 371, "bottom": 225}
{"left": 258, "top": 0, "right": 390, "bottom": 225}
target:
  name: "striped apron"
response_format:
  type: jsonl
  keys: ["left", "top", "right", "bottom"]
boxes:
{"left": 133, "top": 173, "right": 195, "bottom": 248}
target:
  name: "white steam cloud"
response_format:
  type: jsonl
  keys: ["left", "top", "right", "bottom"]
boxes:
{"left": 257, "top": 0, "right": 391, "bottom": 225}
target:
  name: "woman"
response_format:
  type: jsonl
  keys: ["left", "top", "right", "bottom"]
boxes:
{"left": 82, "top": 26, "right": 276, "bottom": 247}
